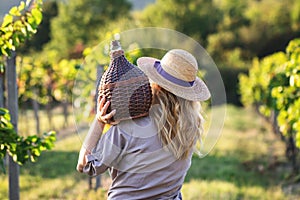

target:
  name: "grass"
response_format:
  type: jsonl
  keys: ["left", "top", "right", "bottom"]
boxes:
{"left": 18, "top": 106, "right": 75, "bottom": 137}
{"left": 0, "top": 105, "right": 299, "bottom": 200}
{"left": 182, "top": 105, "right": 294, "bottom": 200}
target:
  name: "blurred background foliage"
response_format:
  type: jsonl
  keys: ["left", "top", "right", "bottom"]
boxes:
{"left": 1, "top": 0, "right": 297, "bottom": 109}
{"left": 1, "top": 0, "right": 300, "bottom": 199}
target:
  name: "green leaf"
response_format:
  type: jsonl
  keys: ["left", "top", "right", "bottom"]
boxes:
{"left": 0, "top": 108, "right": 8, "bottom": 115}
{"left": 20, "top": 27, "right": 27, "bottom": 35}
{"left": 0, "top": 47, "right": 10, "bottom": 57}
{"left": 9, "top": 6, "right": 21, "bottom": 16}
{"left": 27, "top": 14, "right": 35, "bottom": 25}
{"left": 13, "top": 154, "right": 18, "bottom": 163}
{"left": 26, "top": 23, "right": 35, "bottom": 34}
{"left": 1, "top": 15, "right": 13, "bottom": 27}
{"left": 34, "top": 148, "right": 41, "bottom": 156}
{"left": 4, "top": 31, "right": 13, "bottom": 40}
{"left": 30, "top": 155, "right": 36, "bottom": 162}
{"left": 28, "top": 135, "right": 38, "bottom": 143}
{"left": 5, "top": 40, "right": 13, "bottom": 50}
{"left": 9, "top": 143, "right": 17, "bottom": 152}
{"left": 18, "top": 1, "right": 26, "bottom": 11}
{"left": 31, "top": 8, "right": 43, "bottom": 25}
{"left": 14, "top": 20, "right": 24, "bottom": 28}
{"left": 0, "top": 107, "right": 56, "bottom": 168}
{"left": 9, "top": 39, "right": 15, "bottom": 51}
{"left": 19, "top": 34, "right": 26, "bottom": 43}
{"left": 12, "top": 34, "right": 20, "bottom": 46}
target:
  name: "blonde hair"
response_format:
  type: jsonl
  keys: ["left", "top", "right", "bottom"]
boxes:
{"left": 151, "top": 84, "right": 204, "bottom": 160}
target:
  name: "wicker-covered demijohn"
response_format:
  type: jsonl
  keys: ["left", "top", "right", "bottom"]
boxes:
{"left": 98, "top": 40, "right": 152, "bottom": 122}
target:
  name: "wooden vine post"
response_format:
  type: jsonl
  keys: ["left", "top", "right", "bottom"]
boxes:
{"left": 0, "top": 1, "right": 55, "bottom": 199}
{"left": 6, "top": 51, "right": 19, "bottom": 200}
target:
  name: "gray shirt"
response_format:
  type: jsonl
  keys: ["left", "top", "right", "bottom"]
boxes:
{"left": 83, "top": 116, "right": 192, "bottom": 200}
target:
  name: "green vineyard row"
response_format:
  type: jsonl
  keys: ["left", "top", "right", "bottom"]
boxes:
{"left": 239, "top": 38, "right": 300, "bottom": 171}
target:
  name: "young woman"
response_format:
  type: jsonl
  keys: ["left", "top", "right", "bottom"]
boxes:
{"left": 77, "top": 49, "right": 210, "bottom": 200}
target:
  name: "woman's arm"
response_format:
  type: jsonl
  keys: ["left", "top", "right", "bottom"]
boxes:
{"left": 83, "top": 117, "right": 105, "bottom": 152}
{"left": 76, "top": 97, "right": 116, "bottom": 173}
{"left": 76, "top": 117, "right": 105, "bottom": 172}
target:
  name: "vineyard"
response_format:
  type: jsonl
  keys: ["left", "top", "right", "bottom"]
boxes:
{"left": 239, "top": 38, "right": 300, "bottom": 174}
{"left": 1, "top": 0, "right": 300, "bottom": 199}
{"left": 1, "top": 105, "right": 299, "bottom": 200}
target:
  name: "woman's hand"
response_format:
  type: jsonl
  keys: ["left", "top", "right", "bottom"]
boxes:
{"left": 76, "top": 146, "right": 90, "bottom": 173}
{"left": 96, "top": 96, "right": 118, "bottom": 125}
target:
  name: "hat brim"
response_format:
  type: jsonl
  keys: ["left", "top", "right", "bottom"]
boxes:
{"left": 137, "top": 57, "right": 211, "bottom": 101}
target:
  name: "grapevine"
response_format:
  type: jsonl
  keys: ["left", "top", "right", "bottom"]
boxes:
{"left": 239, "top": 38, "right": 300, "bottom": 172}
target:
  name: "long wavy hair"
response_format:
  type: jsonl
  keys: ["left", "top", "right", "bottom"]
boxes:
{"left": 150, "top": 83, "right": 204, "bottom": 160}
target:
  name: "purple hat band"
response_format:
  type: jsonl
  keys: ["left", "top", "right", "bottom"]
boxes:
{"left": 154, "top": 61, "right": 195, "bottom": 87}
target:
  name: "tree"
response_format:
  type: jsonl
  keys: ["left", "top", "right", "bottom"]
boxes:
{"left": 140, "top": 0, "right": 222, "bottom": 45}
{"left": 240, "top": 0, "right": 297, "bottom": 58}
{"left": 208, "top": 0, "right": 300, "bottom": 62}
{"left": 239, "top": 38, "right": 300, "bottom": 173}
{"left": 19, "top": 0, "right": 59, "bottom": 53}
{"left": 207, "top": 0, "right": 249, "bottom": 62}
{"left": 0, "top": 108, "right": 56, "bottom": 170}
{"left": 46, "top": 0, "right": 132, "bottom": 59}
{"left": 0, "top": 1, "right": 56, "bottom": 199}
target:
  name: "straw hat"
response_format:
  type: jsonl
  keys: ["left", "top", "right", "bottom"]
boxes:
{"left": 137, "top": 49, "right": 211, "bottom": 101}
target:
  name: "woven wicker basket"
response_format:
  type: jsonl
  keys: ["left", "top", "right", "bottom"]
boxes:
{"left": 98, "top": 40, "right": 152, "bottom": 122}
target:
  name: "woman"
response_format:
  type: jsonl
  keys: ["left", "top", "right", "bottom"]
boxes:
{"left": 77, "top": 49, "right": 211, "bottom": 199}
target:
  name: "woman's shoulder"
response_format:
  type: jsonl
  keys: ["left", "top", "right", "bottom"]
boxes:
{"left": 114, "top": 116, "right": 157, "bottom": 138}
